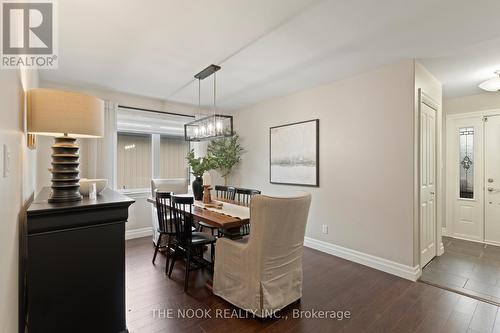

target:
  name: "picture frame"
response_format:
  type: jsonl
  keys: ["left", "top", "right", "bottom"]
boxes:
{"left": 269, "top": 119, "right": 319, "bottom": 187}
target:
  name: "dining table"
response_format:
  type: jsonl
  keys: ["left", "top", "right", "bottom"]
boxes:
{"left": 147, "top": 194, "right": 250, "bottom": 238}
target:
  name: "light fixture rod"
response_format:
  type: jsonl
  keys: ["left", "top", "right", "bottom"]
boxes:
{"left": 213, "top": 72, "right": 216, "bottom": 111}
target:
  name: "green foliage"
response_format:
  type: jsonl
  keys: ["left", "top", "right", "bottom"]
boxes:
{"left": 186, "top": 149, "right": 214, "bottom": 178}
{"left": 207, "top": 134, "right": 244, "bottom": 180}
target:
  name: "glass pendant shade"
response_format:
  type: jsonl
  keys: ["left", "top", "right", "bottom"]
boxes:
{"left": 479, "top": 71, "right": 500, "bottom": 92}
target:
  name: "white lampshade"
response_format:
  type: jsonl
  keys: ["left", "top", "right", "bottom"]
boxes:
{"left": 27, "top": 88, "right": 104, "bottom": 138}
{"left": 479, "top": 71, "right": 500, "bottom": 92}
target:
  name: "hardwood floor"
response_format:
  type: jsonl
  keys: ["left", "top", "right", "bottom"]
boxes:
{"left": 126, "top": 237, "right": 500, "bottom": 332}
{"left": 421, "top": 236, "right": 500, "bottom": 305}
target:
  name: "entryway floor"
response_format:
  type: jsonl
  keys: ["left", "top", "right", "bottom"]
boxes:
{"left": 421, "top": 236, "right": 500, "bottom": 305}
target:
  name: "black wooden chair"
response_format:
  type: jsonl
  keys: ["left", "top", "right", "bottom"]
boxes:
{"left": 152, "top": 191, "right": 176, "bottom": 274}
{"left": 219, "top": 188, "right": 261, "bottom": 238}
{"left": 198, "top": 185, "right": 237, "bottom": 236}
{"left": 168, "top": 195, "right": 217, "bottom": 291}
{"left": 236, "top": 188, "right": 261, "bottom": 207}
{"left": 215, "top": 185, "right": 236, "bottom": 200}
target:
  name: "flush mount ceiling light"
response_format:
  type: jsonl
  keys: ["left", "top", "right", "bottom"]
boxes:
{"left": 184, "top": 64, "right": 233, "bottom": 141}
{"left": 479, "top": 70, "right": 500, "bottom": 92}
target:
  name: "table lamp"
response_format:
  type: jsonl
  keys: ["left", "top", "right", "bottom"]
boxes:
{"left": 27, "top": 89, "right": 104, "bottom": 203}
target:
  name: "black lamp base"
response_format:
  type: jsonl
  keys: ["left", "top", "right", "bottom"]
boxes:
{"left": 48, "top": 135, "right": 82, "bottom": 203}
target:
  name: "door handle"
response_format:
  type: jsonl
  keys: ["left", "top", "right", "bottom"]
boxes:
{"left": 488, "top": 187, "right": 496, "bottom": 192}
{"left": 430, "top": 191, "right": 435, "bottom": 195}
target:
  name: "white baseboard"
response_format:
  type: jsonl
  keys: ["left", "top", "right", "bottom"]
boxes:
{"left": 440, "top": 234, "right": 500, "bottom": 247}
{"left": 303, "top": 237, "right": 420, "bottom": 281}
{"left": 484, "top": 239, "right": 500, "bottom": 247}
{"left": 449, "top": 234, "right": 484, "bottom": 244}
{"left": 126, "top": 227, "right": 153, "bottom": 240}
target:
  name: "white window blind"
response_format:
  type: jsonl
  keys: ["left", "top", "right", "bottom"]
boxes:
{"left": 117, "top": 133, "right": 152, "bottom": 190}
{"left": 116, "top": 107, "right": 192, "bottom": 191}
{"left": 160, "top": 136, "right": 190, "bottom": 179}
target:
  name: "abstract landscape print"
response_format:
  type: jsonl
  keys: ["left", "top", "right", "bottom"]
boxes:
{"left": 270, "top": 119, "right": 319, "bottom": 186}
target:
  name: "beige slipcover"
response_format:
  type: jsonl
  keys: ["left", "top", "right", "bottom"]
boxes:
{"left": 151, "top": 178, "right": 188, "bottom": 196}
{"left": 213, "top": 193, "right": 312, "bottom": 317}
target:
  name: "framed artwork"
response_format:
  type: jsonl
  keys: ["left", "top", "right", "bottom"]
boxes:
{"left": 270, "top": 119, "right": 319, "bottom": 187}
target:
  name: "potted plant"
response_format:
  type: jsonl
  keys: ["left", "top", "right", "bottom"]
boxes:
{"left": 186, "top": 149, "right": 213, "bottom": 200}
{"left": 207, "top": 133, "right": 244, "bottom": 185}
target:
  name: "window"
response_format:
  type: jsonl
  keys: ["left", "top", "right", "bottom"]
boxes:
{"left": 115, "top": 107, "right": 193, "bottom": 191}
{"left": 459, "top": 127, "right": 474, "bottom": 199}
{"left": 160, "top": 136, "right": 189, "bottom": 179}
{"left": 117, "top": 133, "right": 152, "bottom": 190}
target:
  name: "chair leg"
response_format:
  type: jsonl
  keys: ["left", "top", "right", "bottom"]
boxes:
{"left": 184, "top": 249, "right": 191, "bottom": 292}
{"left": 165, "top": 237, "right": 172, "bottom": 275}
{"left": 152, "top": 233, "right": 162, "bottom": 264}
{"left": 168, "top": 245, "right": 178, "bottom": 278}
{"left": 210, "top": 243, "right": 215, "bottom": 264}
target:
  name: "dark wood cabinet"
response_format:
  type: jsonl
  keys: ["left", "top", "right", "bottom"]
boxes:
{"left": 24, "top": 188, "right": 134, "bottom": 333}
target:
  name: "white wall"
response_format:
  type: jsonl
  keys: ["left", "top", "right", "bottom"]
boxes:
{"left": 444, "top": 93, "right": 500, "bottom": 115}
{"left": 0, "top": 68, "right": 38, "bottom": 333}
{"left": 230, "top": 60, "right": 417, "bottom": 267}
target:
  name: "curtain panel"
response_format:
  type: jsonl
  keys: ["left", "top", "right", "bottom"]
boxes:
{"left": 86, "top": 100, "right": 118, "bottom": 189}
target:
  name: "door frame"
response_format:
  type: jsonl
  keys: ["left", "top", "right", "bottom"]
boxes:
{"left": 416, "top": 89, "right": 443, "bottom": 272}
{"left": 445, "top": 109, "right": 500, "bottom": 242}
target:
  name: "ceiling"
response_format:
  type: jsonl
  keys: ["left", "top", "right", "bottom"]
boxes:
{"left": 40, "top": 0, "right": 500, "bottom": 110}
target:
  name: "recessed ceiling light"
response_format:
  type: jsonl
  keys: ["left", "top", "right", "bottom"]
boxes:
{"left": 479, "top": 71, "right": 500, "bottom": 92}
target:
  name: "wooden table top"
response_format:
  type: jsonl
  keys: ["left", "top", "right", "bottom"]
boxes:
{"left": 147, "top": 195, "right": 249, "bottom": 230}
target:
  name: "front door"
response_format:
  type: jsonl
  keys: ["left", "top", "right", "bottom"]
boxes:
{"left": 484, "top": 116, "right": 500, "bottom": 245}
{"left": 448, "top": 117, "right": 484, "bottom": 242}
{"left": 420, "top": 102, "right": 437, "bottom": 267}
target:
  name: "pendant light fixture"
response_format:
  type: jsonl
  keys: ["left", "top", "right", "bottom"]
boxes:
{"left": 184, "top": 64, "right": 233, "bottom": 141}
{"left": 479, "top": 70, "right": 500, "bottom": 92}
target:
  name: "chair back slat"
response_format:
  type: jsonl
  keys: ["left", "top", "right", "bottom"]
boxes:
{"left": 171, "top": 195, "right": 194, "bottom": 247}
{"left": 155, "top": 191, "right": 175, "bottom": 234}
{"left": 236, "top": 188, "right": 261, "bottom": 206}
{"left": 215, "top": 185, "right": 236, "bottom": 200}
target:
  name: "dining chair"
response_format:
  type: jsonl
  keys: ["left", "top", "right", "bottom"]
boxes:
{"left": 151, "top": 179, "right": 188, "bottom": 247}
{"left": 213, "top": 193, "right": 312, "bottom": 317}
{"left": 168, "top": 195, "right": 217, "bottom": 291}
{"left": 215, "top": 185, "right": 236, "bottom": 200}
{"left": 152, "top": 191, "right": 176, "bottom": 274}
{"left": 219, "top": 188, "right": 261, "bottom": 238}
{"left": 235, "top": 188, "right": 261, "bottom": 206}
{"left": 199, "top": 185, "right": 237, "bottom": 236}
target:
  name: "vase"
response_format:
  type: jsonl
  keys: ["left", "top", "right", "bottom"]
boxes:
{"left": 192, "top": 176, "right": 203, "bottom": 200}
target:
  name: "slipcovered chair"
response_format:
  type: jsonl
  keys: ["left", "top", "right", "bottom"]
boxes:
{"left": 213, "top": 193, "right": 312, "bottom": 317}
{"left": 151, "top": 178, "right": 189, "bottom": 196}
